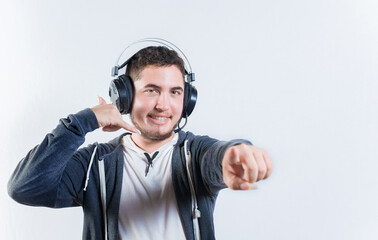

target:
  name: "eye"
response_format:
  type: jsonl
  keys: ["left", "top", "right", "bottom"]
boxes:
{"left": 171, "top": 90, "right": 182, "bottom": 95}
{"left": 144, "top": 88, "right": 158, "bottom": 94}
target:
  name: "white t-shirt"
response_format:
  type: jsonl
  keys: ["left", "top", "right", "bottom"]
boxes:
{"left": 118, "top": 134, "right": 186, "bottom": 240}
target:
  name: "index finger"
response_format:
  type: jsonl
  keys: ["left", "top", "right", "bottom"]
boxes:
{"left": 119, "top": 120, "right": 140, "bottom": 134}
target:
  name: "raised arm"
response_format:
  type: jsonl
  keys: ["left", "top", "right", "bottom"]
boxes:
{"left": 190, "top": 135, "right": 273, "bottom": 195}
{"left": 8, "top": 97, "right": 137, "bottom": 207}
{"left": 7, "top": 108, "right": 99, "bottom": 207}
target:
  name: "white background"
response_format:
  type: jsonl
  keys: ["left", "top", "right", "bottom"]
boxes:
{"left": 1, "top": 0, "right": 378, "bottom": 239}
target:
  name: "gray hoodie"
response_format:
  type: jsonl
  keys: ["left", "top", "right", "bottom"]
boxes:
{"left": 8, "top": 108, "right": 251, "bottom": 240}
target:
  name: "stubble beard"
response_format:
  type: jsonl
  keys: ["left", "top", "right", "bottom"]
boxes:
{"left": 131, "top": 114, "right": 178, "bottom": 141}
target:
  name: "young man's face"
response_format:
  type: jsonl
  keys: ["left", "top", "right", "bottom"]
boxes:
{"left": 130, "top": 65, "right": 184, "bottom": 141}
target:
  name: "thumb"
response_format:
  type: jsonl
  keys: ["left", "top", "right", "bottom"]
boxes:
{"left": 230, "top": 177, "right": 258, "bottom": 190}
{"left": 98, "top": 96, "right": 107, "bottom": 105}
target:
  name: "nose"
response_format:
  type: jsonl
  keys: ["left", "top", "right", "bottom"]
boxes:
{"left": 155, "top": 92, "right": 169, "bottom": 111}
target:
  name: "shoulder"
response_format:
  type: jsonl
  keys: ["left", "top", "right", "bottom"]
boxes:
{"left": 178, "top": 130, "right": 253, "bottom": 153}
{"left": 178, "top": 130, "right": 217, "bottom": 142}
{"left": 86, "top": 132, "right": 130, "bottom": 159}
{"left": 177, "top": 130, "right": 220, "bottom": 149}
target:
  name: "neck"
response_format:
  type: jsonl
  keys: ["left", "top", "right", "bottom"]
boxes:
{"left": 130, "top": 133, "right": 175, "bottom": 154}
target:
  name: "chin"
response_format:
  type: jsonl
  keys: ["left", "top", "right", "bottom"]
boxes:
{"left": 140, "top": 130, "right": 174, "bottom": 141}
{"left": 140, "top": 124, "right": 177, "bottom": 141}
{"left": 132, "top": 115, "right": 179, "bottom": 141}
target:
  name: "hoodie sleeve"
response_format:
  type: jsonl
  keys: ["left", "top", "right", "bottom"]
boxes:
{"left": 191, "top": 135, "right": 252, "bottom": 196}
{"left": 7, "top": 108, "right": 99, "bottom": 208}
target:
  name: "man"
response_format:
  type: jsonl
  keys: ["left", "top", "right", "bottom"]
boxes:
{"left": 8, "top": 45, "right": 273, "bottom": 240}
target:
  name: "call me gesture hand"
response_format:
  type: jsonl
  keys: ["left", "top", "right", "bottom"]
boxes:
{"left": 91, "top": 96, "right": 139, "bottom": 133}
{"left": 222, "top": 144, "right": 273, "bottom": 190}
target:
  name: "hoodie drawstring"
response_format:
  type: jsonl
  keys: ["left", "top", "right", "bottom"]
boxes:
{"left": 83, "top": 145, "right": 98, "bottom": 191}
{"left": 184, "top": 140, "right": 201, "bottom": 240}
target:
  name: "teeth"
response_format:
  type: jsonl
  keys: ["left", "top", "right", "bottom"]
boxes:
{"left": 152, "top": 116, "right": 168, "bottom": 120}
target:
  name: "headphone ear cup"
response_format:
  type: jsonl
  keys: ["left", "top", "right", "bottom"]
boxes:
{"left": 108, "top": 75, "right": 134, "bottom": 114}
{"left": 182, "top": 82, "right": 197, "bottom": 118}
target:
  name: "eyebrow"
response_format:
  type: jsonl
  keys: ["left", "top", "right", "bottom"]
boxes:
{"left": 144, "top": 84, "right": 184, "bottom": 92}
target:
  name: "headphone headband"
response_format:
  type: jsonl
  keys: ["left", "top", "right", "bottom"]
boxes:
{"left": 111, "top": 38, "right": 194, "bottom": 82}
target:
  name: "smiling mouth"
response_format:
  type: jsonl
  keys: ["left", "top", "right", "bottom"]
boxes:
{"left": 148, "top": 114, "right": 172, "bottom": 124}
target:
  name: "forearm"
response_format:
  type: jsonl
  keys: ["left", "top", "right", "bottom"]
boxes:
{"left": 8, "top": 108, "right": 99, "bottom": 207}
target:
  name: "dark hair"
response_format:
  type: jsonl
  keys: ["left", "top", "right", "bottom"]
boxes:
{"left": 125, "top": 46, "right": 186, "bottom": 81}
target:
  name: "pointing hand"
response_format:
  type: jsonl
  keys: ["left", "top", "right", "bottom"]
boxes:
{"left": 222, "top": 144, "right": 273, "bottom": 190}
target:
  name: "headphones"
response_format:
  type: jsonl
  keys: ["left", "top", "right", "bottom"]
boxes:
{"left": 109, "top": 38, "right": 197, "bottom": 119}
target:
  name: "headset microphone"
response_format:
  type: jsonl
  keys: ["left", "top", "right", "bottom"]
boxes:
{"left": 109, "top": 38, "right": 197, "bottom": 119}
